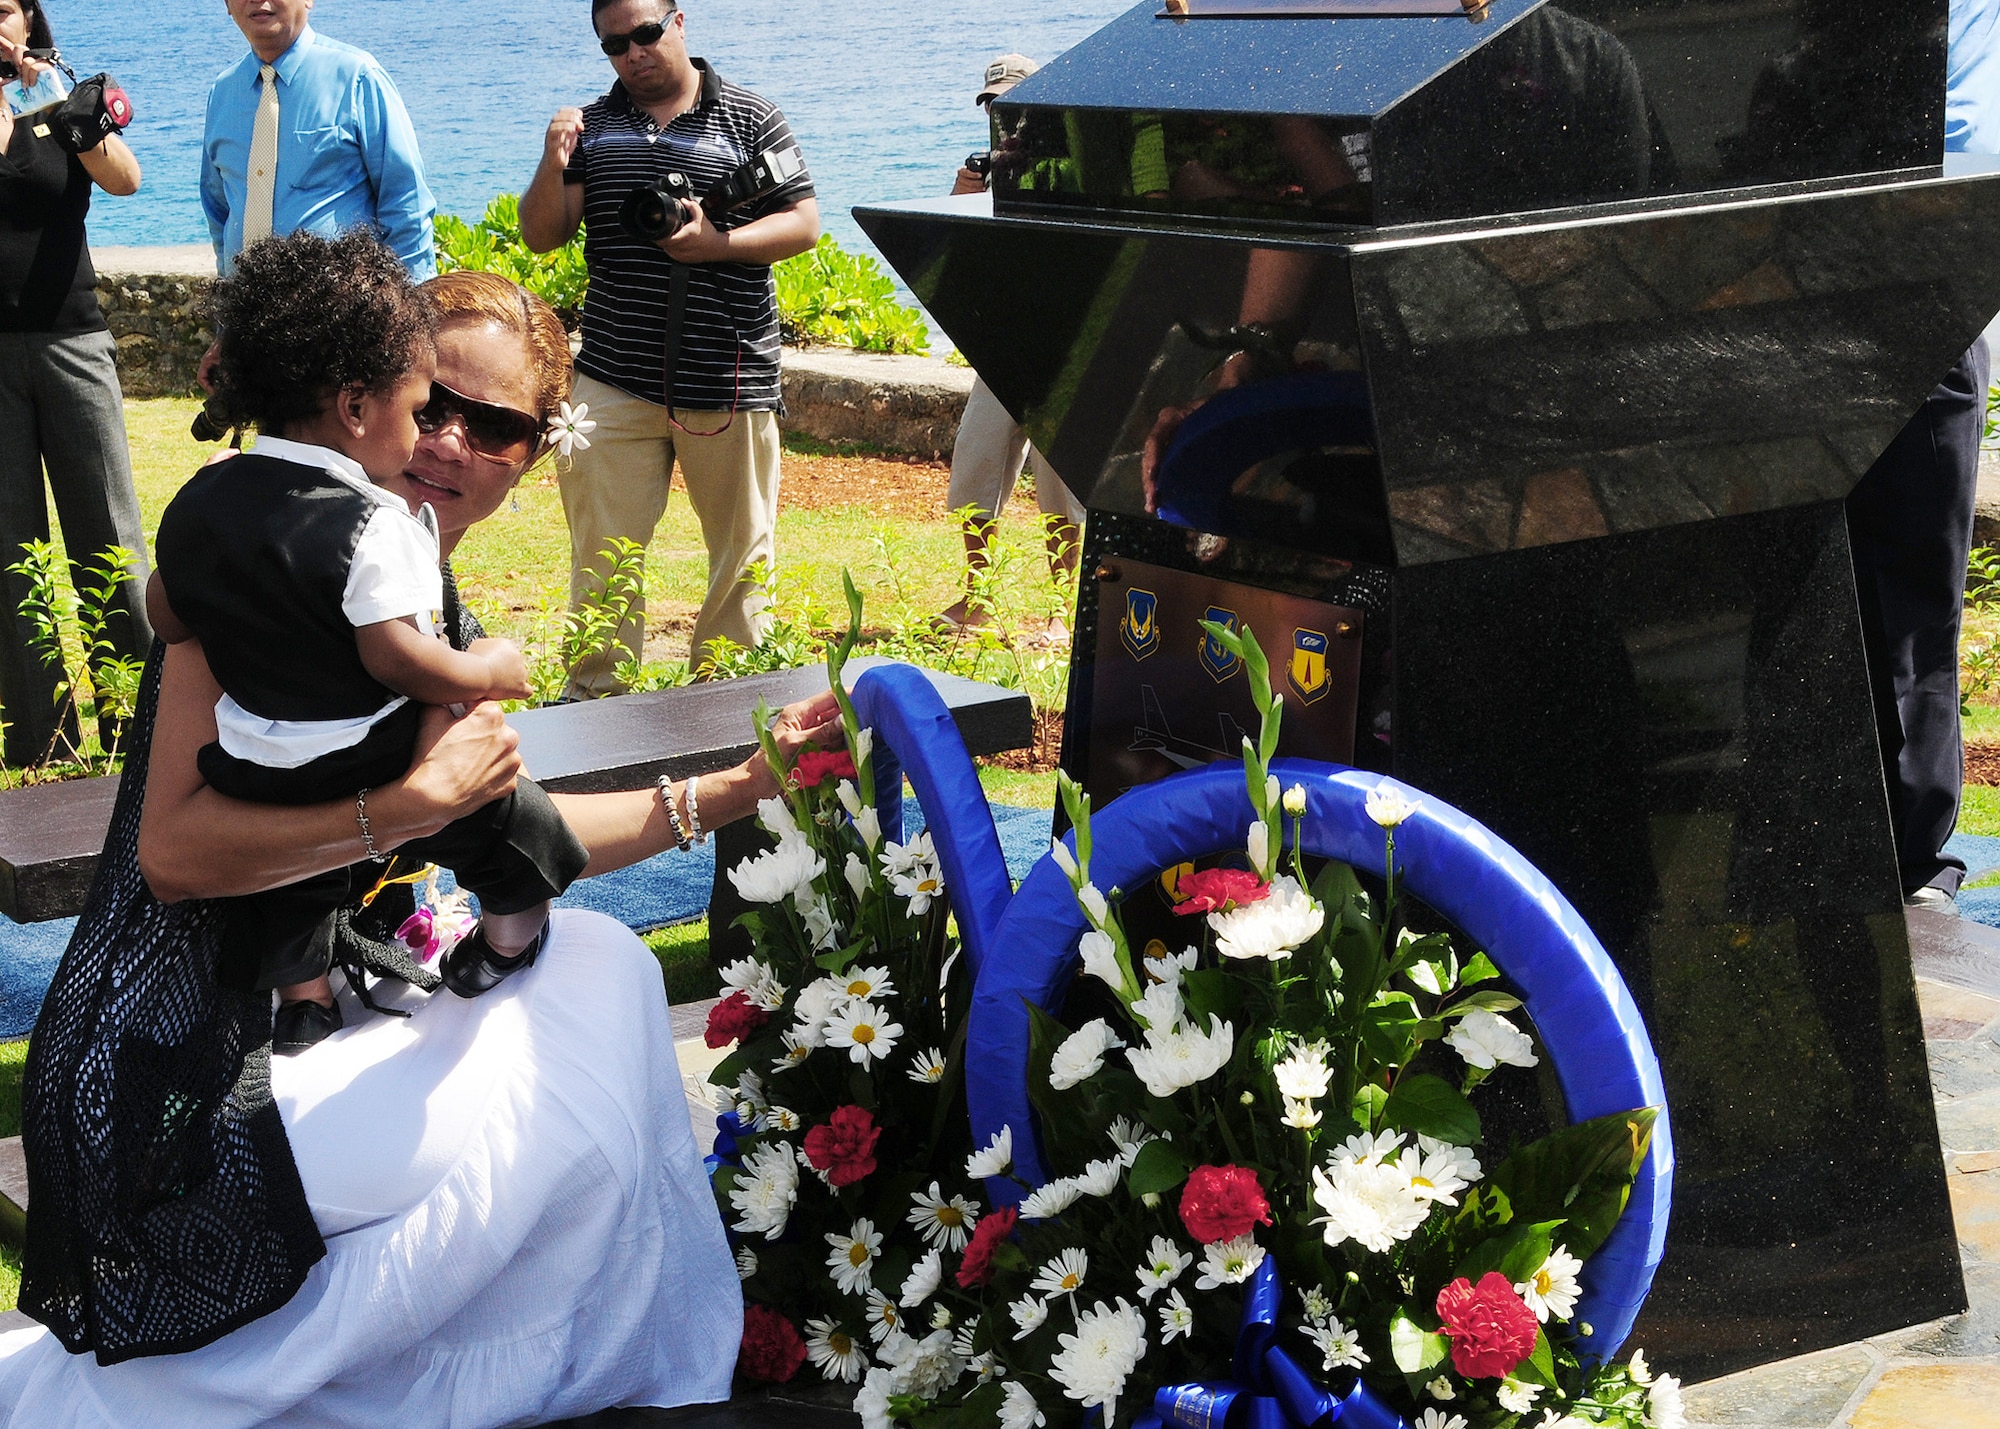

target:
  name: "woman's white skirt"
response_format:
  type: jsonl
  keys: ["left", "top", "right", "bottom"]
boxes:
{"left": 0, "top": 910, "right": 741, "bottom": 1427}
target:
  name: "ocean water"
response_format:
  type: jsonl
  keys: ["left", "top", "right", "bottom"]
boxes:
{"left": 50, "top": 0, "right": 1136, "bottom": 263}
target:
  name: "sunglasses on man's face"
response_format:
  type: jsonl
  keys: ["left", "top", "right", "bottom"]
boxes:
{"left": 413, "top": 382, "right": 542, "bottom": 462}
{"left": 599, "top": 11, "right": 675, "bottom": 57}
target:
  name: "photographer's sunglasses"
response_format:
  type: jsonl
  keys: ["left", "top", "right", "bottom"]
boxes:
{"left": 414, "top": 382, "right": 542, "bottom": 462}
{"left": 600, "top": 11, "right": 675, "bottom": 57}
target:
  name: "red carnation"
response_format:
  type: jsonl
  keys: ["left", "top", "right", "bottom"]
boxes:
{"left": 1435, "top": 1272, "right": 1540, "bottom": 1380}
{"left": 1178, "top": 1164, "right": 1273, "bottom": 1244}
{"left": 791, "top": 748, "right": 858, "bottom": 788}
{"left": 1173, "top": 867, "right": 1270, "bottom": 915}
{"left": 738, "top": 1303, "right": 808, "bottom": 1382}
{"left": 705, "top": 990, "right": 769, "bottom": 1049}
{"left": 956, "top": 1205, "right": 1018, "bottom": 1288}
{"left": 802, "top": 1104, "right": 882, "bottom": 1188}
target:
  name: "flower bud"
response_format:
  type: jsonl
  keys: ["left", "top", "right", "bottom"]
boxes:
{"left": 1142, "top": 1192, "right": 1161, "bottom": 1209}
{"left": 1239, "top": 1090, "right": 1255, "bottom": 1105}
{"left": 1283, "top": 783, "right": 1307, "bottom": 817}
{"left": 1265, "top": 775, "right": 1280, "bottom": 811}
{"left": 1051, "top": 837, "right": 1080, "bottom": 883}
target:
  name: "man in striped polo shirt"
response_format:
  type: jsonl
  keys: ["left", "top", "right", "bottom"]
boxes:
{"left": 521, "top": 0, "right": 819, "bottom": 693}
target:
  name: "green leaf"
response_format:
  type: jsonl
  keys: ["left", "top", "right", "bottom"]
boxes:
{"left": 1309, "top": 860, "right": 1364, "bottom": 910}
{"left": 1487, "top": 1108, "right": 1659, "bottom": 1262}
{"left": 1180, "top": 967, "right": 1245, "bottom": 1023}
{"left": 1381, "top": 1072, "right": 1482, "bottom": 1144}
{"left": 1459, "top": 952, "right": 1502, "bottom": 985}
{"left": 1127, "top": 1138, "right": 1194, "bottom": 1197}
{"left": 1442, "top": 989, "right": 1524, "bottom": 1016}
{"left": 1388, "top": 1309, "right": 1450, "bottom": 1374}
{"left": 1453, "top": 1217, "right": 1558, "bottom": 1286}
{"left": 1352, "top": 1083, "right": 1388, "bottom": 1127}
{"left": 1405, "top": 958, "right": 1448, "bottom": 996}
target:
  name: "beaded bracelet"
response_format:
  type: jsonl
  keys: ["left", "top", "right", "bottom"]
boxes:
{"left": 355, "top": 788, "right": 385, "bottom": 861}
{"left": 658, "top": 775, "right": 691, "bottom": 851}
{"left": 686, "top": 773, "right": 705, "bottom": 846}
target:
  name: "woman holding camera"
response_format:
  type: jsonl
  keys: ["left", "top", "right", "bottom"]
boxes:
{"left": 0, "top": 0, "right": 150, "bottom": 768}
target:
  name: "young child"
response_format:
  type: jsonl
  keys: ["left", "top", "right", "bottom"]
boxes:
{"left": 147, "top": 230, "right": 588, "bottom": 1054}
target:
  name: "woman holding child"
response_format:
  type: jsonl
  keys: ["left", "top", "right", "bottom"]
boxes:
{"left": 0, "top": 234, "right": 827, "bottom": 1424}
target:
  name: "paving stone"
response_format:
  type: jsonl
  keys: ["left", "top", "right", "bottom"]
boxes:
{"left": 1952, "top": 1168, "right": 2000, "bottom": 1265}
{"left": 1932, "top": 1088, "right": 2000, "bottom": 1156}
{"left": 1957, "top": 1150, "right": 2000, "bottom": 1174}
{"left": 1929, "top": 1036, "right": 2000, "bottom": 1100}
{"left": 1889, "top": 1259, "right": 2000, "bottom": 1359}
{"left": 1918, "top": 979, "right": 2000, "bottom": 1040}
{"left": 1678, "top": 1343, "right": 1876, "bottom": 1426}
{"left": 1848, "top": 1362, "right": 2000, "bottom": 1429}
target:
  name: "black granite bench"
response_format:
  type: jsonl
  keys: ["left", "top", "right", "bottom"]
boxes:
{"left": 0, "top": 659, "right": 1033, "bottom": 924}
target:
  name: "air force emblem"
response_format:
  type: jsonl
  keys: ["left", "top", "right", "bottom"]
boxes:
{"left": 1122, "top": 588, "right": 1161, "bottom": 661}
{"left": 1199, "top": 607, "right": 1240, "bottom": 682}
{"left": 1289, "top": 628, "right": 1331, "bottom": 703}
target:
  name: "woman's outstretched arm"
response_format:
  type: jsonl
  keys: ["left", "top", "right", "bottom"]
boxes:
{"left": 138, "top": 639, "right": 525, "bottom": 902}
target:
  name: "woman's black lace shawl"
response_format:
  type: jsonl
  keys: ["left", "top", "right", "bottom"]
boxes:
{"left": 18, "top": 572, "right": 486, "bottom": 1364}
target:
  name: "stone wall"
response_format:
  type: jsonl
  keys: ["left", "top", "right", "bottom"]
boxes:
{"left": 94, "top": 271, "right": 214, "bottom": 400}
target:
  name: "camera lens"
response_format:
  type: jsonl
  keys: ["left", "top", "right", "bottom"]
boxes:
{"left": 618, "top": 185, "right": 690, "bottom": 242}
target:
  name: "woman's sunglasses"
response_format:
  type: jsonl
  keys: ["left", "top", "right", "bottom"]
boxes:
{"left": 414, "top": 382, "right": 542, "bottom": 462}
{"left": 600, "top": 12, "right": 675, "bottom": 57}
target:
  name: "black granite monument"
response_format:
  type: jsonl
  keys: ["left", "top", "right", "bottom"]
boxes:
{"left": 858, "top": 0, "right": 1996, "bottom": 1380}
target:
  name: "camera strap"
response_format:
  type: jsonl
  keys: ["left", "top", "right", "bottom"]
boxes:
{"left": 661, "top": 260, "right": 691, "bottom": 410}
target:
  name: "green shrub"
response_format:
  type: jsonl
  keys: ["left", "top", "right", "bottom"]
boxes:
{"left": 434, "top": 194, "right": 589, "bottom": 324}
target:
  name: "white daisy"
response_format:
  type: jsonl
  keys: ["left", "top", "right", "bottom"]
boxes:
{"left": 728, "top": 1140, "right": 799, "bottom": 1240}
{"left": 837, "top": 965, "right": 898, "bottom": 1004}
{"left": 1031, "top": 1247, "right": 1091, "bottom": 1300}
{"left": 879, "top": 831, "right": 936, "bottom": 878}
{"left": 1158, "top": 1287, "right": 1195, "bottom": 1343}
{"left": 728, "top": 837, "right": 824, "bottom": 904}
{"left": 805, "top": 1317, "right": 869, "bottom": 1383}
{"left": 1126, "top": 1015, "right": 1235, "bottom": 1099}
{"left": 546, "top": 400, "right": 596, "bottom": 458}
{"left": 1076, "top": 1157, "right": 1122, "bottom": 1198}
{"left": 906, "top": 1046, "right": 947, "bottom": 1084}
{"left": 931, "top": 1305, "right": 954, "bottom": 1331}
{"left": 826, "top": 1000, "right": 904, "bottom": 1067}
{"left": 1135, "top": 1236, "right": 1192, "bottom": 1302}
{"left": 1416, "top": 1413, "right": 1468, "bottom": 1429}
{"left": 966, "top": 1125, "right": 1012, "bottom": 1179}
{"left": 759, "top": 1105, "right": 802, "bottom": 1133}
{"left": 734, "top": 1246, "right": 758, "bottom": 1279}
{"left": 900, "top": 1249, "right": 943, "bottom": 1308}
{"left": 1303, "top": 1316, "right": 1368, "bottom": 1371}
{"left": 1048, "top": 1299, "right": 1147, "bottom": 1427}
{"left": 892, "top": 858, "right": 946, "bottom": 916}
{"left": 1446, "top": 1009, "right": 1539, "bottom": 1070}
{"left": 1049, "top": 1018, "right": 1126, "bottom": 1091}
{"left": 772, "top": 1030, "right": 814, "bottom": 1072}
{"left": 1010, "top": 1294, "right": 1049, "bottom": 1340}
{"left": 1496, "top": 1380, "right": 1542, "bottom": 1413}
{"left": 1645, "top": 1373, "right": 1686, "bottom": 1429}
{"left": 1403, "top": 1136, "right": 1482, "bottom": 1205}
{"left": 825, "top": 1219, "right": 883, "bottom": 1296}
{"left": 1194, "top": 1235, "right": 1265, "bottom": 1290}
{"left": 863, "top": 1289, "right": 906, "bottom": 1344}
{"left": 1516, "top": 1246, "right": 1584, "bottom": 1323}
{"left": 1208, "top": 875, "right": 1324, "bottom": 961}
{"left": 1365, "top": 780, "right": 1420, "bottom": 828}
{"left": 907, "top": 1182, "right": 979, "bottom": 1251}
{"left": 1000, "top": 1379, "right": 1047, "bottom": 1429}
{"left": 950, "top": 1316, "right": 982, "bottom": 1359}
{"left": 1019, "top": 1177, "right": 1084, "bottom": 1220}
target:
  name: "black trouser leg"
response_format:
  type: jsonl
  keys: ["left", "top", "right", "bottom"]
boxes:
{"left": 401, "top": 778, "right": 590, "bottom": 916}
{"left": 706, "top": 816, "right": 773, "bottom": 967}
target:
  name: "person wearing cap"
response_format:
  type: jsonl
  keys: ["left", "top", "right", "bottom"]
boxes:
{"left": 936, "top": 53, "right": 1084, "bottom": 635}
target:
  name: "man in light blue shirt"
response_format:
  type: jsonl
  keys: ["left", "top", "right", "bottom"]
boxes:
{"left": 200, "top": 0, "right": 435, "bottom": 279}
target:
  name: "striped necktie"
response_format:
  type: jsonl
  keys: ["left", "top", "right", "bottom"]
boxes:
{"left": 242, "top": 63, "right": 280, "bottom": 246}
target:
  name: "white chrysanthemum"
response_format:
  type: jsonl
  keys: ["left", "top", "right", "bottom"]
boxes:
{"left": 950, "top": 1316, "right": 982, "bottom": 1359}
{"left": 729, "top": 1140, "right": 800, "bottom": 1240}
{"left": 731, "top": 833, "right": 825, "bottom": 904}
{"left": 1143, "top": 944, "right": 1198, "bottom": 985}
{"left": 1158, "top": 1287, "right": 1195, "bottom": 1343}
{"left": 1424, "top": 1376, "right": 1456, "bottom": 1401}
{"left": 906, "top": 1046, "right": 947, "bottom": 1084}
{"left": 1000, "top": 1379, "right": 1047, "bottom": 1429}
{"left": 845, "top": 851, "right": 871, "bottom": 897}
{"left": 826, "top": 1000, "right": 904, "bottom": 1066}
{"left": 1076, "top": 1157, "right": 1122, "bottom": 1197}
{"left": 1312, "top": 1156, "right": 1430, "bottom": 1254}
{"left": 854, "top": 1367, "right": 894, "bottom": 1429}
{"left": 806, "top": 1317, "right": 870, "bottom": 1383}
{"left": 1496, "top": 1380, "right": 1542, "bottom": 1413}
{"left": 800, "top": 894, "right": 840, "bottom": 950}
{"left": 735, "top": 1246, "right": 759, "bottom": 1279}
{"left": 1077, "top": 881, "right": 1110, "bottom": 927}
{"left": 1049, "top": 1018, "right": 1126, "bottom": 1090}
{"left": 1365, "top": 780, "right": 1420, "bottom": 828}
{"left": 1051, "top": 838, "right": 1080, "bottom": 883}
{"left": 901, "top": 1248, "right": 944, "bottom": 1308}
{"left": 757, "top": 795, "right": 801, "bottom": 843}
{"left": 864, "top": 1290, "right": 906, "bottom": 1345}
{"left": 1414, "top": 1412, "right": 1467, "bottom": 1429}
{"left": 1531, "top": 1415, "right": 1592, "bottom": 1429}
{"left": 908, "top": 1182, "right": 979, "bottom": 1251}
{"left": 1644, "top": 1373, "right": 1686, "bottom": 1429}
{"left": 966, "top": 1125, "right": 1013, "bottom": 1178}
{"left": 1629, "top": 1349, "right": 1653, "bottom": 1385}
{"left": 1131, "top": 980, "right": 1184, "bottom": 1033}
{"left": 1019, "top": 1177, "right": 1084, "bottom": 1220}
{"left": 880, "top": 1326, "right": 966, "bottom": 1399}
{"left": 1048, "top": 1299, "right": 1147, "bottom": 1427}
{"left": 1281, "top": 1097, "right": 1322, "bottom": 1130}
{"left": 1126, "top": 1015, "right": 1235, "bottom": 1099}
{"left": 1135, "top": 1235, "right": 1191, "bottom": 1301}
{"left": 1516, "top": 1245, "right": 1583, "bottom": 1323}
{"left": 1194, "top": 1234, "right": 1265, "bottom": 1291}
{"left": 892, "top": 857, "right": 946, "bottom": 916}
{"left": 1031, "top": 1247, "right": 1090, "bottom": 1300}
{"left": 837, "top": 965, "right": 897, "bottom": 1003}
{"left": 825, "top": 1218, "right": 884, "bottom": 1296}
{"left": 1078, "top": 929, "right": 1124, "bottom": 991}
{"left": 1404, "top": 1136, "right": 1482, "bottom": 1205}
{"left": 1107, "top": 1117, "right": 1160, "bottom": 1168}
{"left": 1209, "top": 875, "right": 1324, "bottom": 961}
{"left": 1446, "top": 1008, "right": 1539, "bottom": 1070}
{"left": 546, "top": 399, "right": 596, "bottom": 457}
{"left": 1304, "top": 1316, "right": 1368, "bottom": 1371}
{"left": 793, "top": 976, "right": 847, "bottom": 1038}
{"left": 1274, "top": 1044, "right": 1333, "bottom": 1101}
{"left": 1010, "top": 1294, "right": 1049, "bottom": 1340}
{"left": 1298, "top": 1285, "right": 1334, "bottom": 1324}
{"left": 932, "top": 1305, "right": 955, "bottom": 1331}
{"left": 720, "top": 956, "right": 787, "bottom": 1011}
{"left": 1334, "top": 1129, "right": 1403, "bottom": 1163}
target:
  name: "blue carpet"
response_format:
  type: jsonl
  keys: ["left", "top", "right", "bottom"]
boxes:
{"left": 1948, "top": 833, "right": 2000, "bottom": 931}
{"left": 0, "top": 800, "right": 1054, "bottom": 1039}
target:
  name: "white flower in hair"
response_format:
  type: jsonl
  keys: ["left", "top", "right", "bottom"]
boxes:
{"left": 546, "top": 400, "right": 596, "bottom": 457}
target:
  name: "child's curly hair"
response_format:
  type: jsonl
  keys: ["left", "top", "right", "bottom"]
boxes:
{"left": 211, "top": 230, "right": 438, "bottom": 432}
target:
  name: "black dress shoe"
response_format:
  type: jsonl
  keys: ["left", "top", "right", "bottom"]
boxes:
{"left": 440, "top": 920, "right": 549, "bottom": 999}
{"left": 273, "top": 997, "right": 343, "bottom": 1056}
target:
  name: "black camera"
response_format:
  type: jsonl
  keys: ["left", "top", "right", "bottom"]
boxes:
{"left": 2, "top": 51, "right": 134, "bottom": 155}
{"left": 617, "top": 143, "right": 807, "bottom": 243}
{"left": 966, "top": 150, "right": 992, "bottom": 178}
{"left": 0, "top": 47, "right": 58, "bottom": 82}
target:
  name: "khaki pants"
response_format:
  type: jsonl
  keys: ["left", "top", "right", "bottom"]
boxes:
{"left": 559, "top": 373, "right": 779, "bottom": 695}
